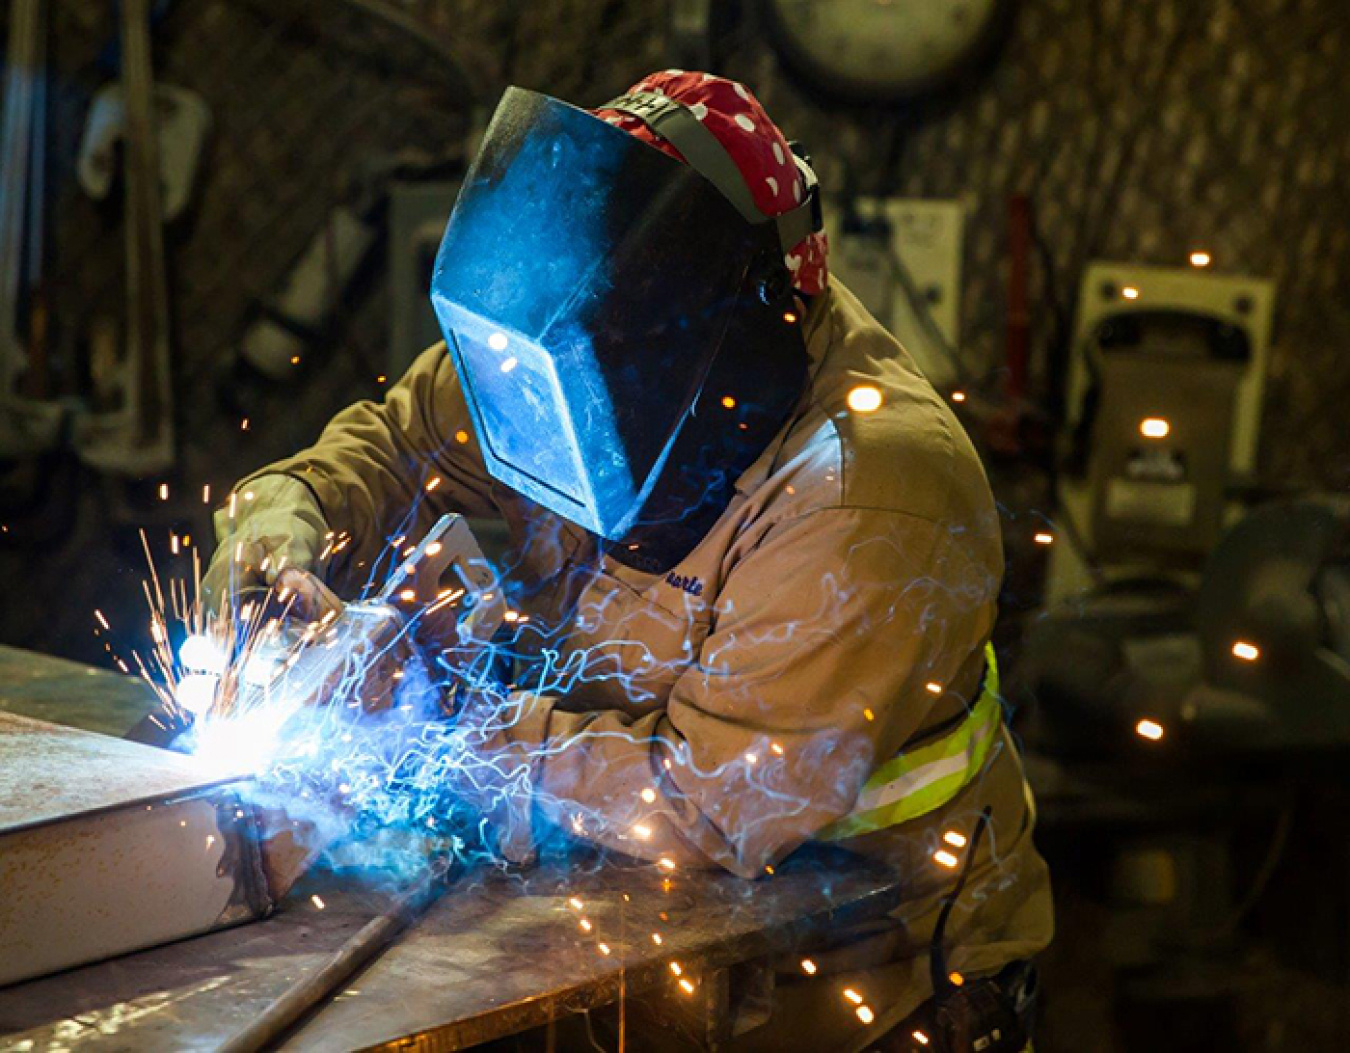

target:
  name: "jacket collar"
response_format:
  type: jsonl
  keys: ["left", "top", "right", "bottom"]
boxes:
{"left": 734, "top": 284, "right": 837, "bottom": 496}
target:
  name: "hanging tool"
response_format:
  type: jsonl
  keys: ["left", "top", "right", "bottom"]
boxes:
{"left": 73, "top": 0, "right": 176, "bottom": 476}
{"left": 78, "top": 82, "right": 211, "bottom": 225}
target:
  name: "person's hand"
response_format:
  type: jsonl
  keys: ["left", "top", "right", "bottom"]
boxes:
{"left": 200, "top": 475, "right": 330, "bottom": 618}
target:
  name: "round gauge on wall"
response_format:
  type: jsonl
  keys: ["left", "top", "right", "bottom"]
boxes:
{"left": 758, "top": 0, "right": 1015, "bottom": 105}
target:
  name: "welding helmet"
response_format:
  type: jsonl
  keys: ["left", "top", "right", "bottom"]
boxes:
{"left": 431, "top": 87, "right": 821, "bottom": 572}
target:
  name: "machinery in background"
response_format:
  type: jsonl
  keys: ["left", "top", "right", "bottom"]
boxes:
{"left": 1045, "top": 262, "right": 1275, "bottom": 604}
{"left": 1019, "top": 261, "right": 1350, "bottom": 1029}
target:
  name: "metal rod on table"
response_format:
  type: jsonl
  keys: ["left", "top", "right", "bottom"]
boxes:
{"left": 219, "top": 862, "right": 452, "bottom": 1053}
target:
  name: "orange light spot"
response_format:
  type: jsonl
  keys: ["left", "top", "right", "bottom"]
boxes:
{"left": 1232, "top": 641, "right": 1260, "bottom": 661}
{"left": 934, "top": 849, "right": 960, "bottom": 868}
{"left": 846, "top": 385, "right": 883, "bottom": 413}
{"left": 721, "top": 395, "right": 737, "bottom": 409}
{"left": 1140, "top": 417, "right": 1171, "bottom": 439}
{"left": 1135, "top": 718, "right": 1165, "bottom": 741}
{"left": 950, "top": 390, "right": 967, "bottom": 403}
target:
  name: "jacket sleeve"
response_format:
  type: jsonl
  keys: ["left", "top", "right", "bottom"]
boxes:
{"left": 461, "top": 506, "right": 1000, "bottom": 878}
{"left": 243, "top": 343, "right": 499, "bottom": 583}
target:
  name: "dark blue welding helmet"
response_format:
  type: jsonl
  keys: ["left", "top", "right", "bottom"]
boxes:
{"left": 431, "top": 87, "right": 820, "bottom": 572}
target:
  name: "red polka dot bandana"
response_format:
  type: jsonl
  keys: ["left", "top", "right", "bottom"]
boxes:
{"left": 593, "top": 71, "right": 829, "bottom": 297}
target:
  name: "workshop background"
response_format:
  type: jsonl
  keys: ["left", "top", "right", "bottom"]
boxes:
{"left": 2, "top": 0, "right": 1348, "bottom": 1050}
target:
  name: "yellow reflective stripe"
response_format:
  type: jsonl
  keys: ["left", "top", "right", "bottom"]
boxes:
{"left": 818, "top": 644, "right": 1002, "bottom": 842}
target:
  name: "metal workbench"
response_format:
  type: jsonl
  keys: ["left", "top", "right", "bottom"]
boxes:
{"left": 0, "top": 647, "right": 905, "bottom": 1051}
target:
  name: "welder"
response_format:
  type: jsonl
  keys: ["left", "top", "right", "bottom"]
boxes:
{"left": 204, "top": 71, "right": 1051, "bottom": 1050}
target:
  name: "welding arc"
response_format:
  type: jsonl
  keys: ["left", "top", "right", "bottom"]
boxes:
{"left": 219, "top": 863, "right": 451, "bottom": 1053}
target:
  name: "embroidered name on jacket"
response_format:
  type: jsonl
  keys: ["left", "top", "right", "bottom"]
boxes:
{"left": 665, "top": 572, "right": 704, "bottom": 597}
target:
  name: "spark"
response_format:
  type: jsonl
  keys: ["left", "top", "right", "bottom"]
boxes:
{"left": 290, "top": 355, "right": 301, "bottom": 365}
{"left": 632, "top": 822, "right": 653, "bottom": 840}
{"left": 1140, "top": 417, "right": 1171, "bottom": 439}
{"left": 180, "top": 634, "right": 227, "bottom": 675}
{"left": 205, "top": 835, "right": 216, "bottom": 848}
{"left": 203, "top": 484, "right": 211, "bottom": 504}
{"left": 426, "top": 477, "right": 442, "bottom": 492}
{"left": 721, "top": 395, "right": 737, "bottom": 409}
{"left": 846, "top": 385, "right": 883, "bottom": 413}
{"left": 913, "top": 1031, "right": 931, "bottom": 1046}
{"left": 783, "top": 310, "right": 798, "bottom": 324}
{"left": 745, "top": 752, "right": 758, "bottom": 764}
{"left": 1135, "top": 718, "right": 1165, "bottom": 741}
{"left": 579, "top": 918, "right": 593, "bottom": 932}
{"left": 455, "top": 430, "right": 469, "bottom": 444}
{"left": 1232, "top": 640, "right": 1260, "bottom": 661}
{"left": 652, "top": 933, "right": 663, "bottom": 945}
{"left": 856, "top": 1005, "right": 875, "bottom": 1025}
{"left": 311, "top": 895, "right": 326, "bottom": 910}
{"left": 950, "top": 390, "right": 967, "bottom": 403}
{"left": 1122, "top": 286, "right": 1140, "bottom": 300}
{"left": 640, "top": 788, "right": 656, "bottom": 803}
{"left": 925, "top": 681, "right": 942, "bottom": 695}
{"left": 598, "top": 942, "right": 611, "bottom": 955}
{"left": 95, "top": 609, "right": 110, "bottom": 631}
{"left": 1190, "top": 250, "right": 1212, "bottom": 267}
{"left": 943, "top": 830, "right": 968, "bottom": 849}
{"left": 678, "top": 978, "right": 695, "bottom": 995}
{"left": 240, "top": 418, "right": 250, "bottom": 431}
{"left": 1034, "top": 532, "right": 1055, "bottom": 545}
{"left": 657, "top": 857, "right": 676, "bottom": 871}
{"left": 568, "top": 897, "right": 584, "bottom": 911}
{"left": 377, "top": 374, "right": 387, "bottom": 384}
{"left": 771, "top": 742, "right": 784, "bottom": 755}
{"left": 158, "top": 482, "right": 169, "bottom": 501}
{"left": 801, "top": 958, "right": 817, "bottom": 975}
{"left": 934, "top": 849, "right": 960, "bottom": 868}
{"left": 843, "top": 988, "right": 863, "bottom": 1005}
{"left": 669, "top": 962, "right": 683, "bottom": 976}
{"left": 863, "top": 708, "right": 875, "bottom": 722}
{"left": 949, "top": 971, "right": 965, "bottom": 986}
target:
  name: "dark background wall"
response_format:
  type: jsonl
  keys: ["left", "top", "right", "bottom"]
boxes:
{"left": 2, "top": 0, "right": 1346, "bottom": 658}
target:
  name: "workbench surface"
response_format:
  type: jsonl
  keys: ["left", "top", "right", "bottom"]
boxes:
{"left": 0, "top": 646, "right": 905, "bottom": 1051}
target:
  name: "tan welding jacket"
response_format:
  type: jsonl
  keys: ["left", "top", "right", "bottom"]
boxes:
{"left": 248, "top": 279, "right": 1053, "bottom": 1003}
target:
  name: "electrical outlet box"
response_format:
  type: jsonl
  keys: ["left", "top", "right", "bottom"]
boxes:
{"left": 826, "top": 197, "right": 964, "bottom": 386}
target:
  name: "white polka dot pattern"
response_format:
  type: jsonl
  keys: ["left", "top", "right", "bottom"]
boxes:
{"left": 591, "top": 70, "right": 829, "bottom": 295}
